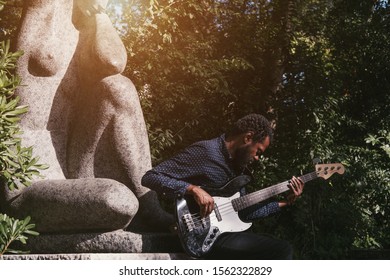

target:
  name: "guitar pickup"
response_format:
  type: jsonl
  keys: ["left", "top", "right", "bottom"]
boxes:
{"left": 213, "top": 203, "right": 222, "bottom": 222}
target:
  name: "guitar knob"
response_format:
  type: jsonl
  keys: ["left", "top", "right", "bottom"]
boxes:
{"left": 213, "top": 228, "right": 218, "bottom": 233}
{"left": 210, "top": 234, "right": 215, "bottom": 239}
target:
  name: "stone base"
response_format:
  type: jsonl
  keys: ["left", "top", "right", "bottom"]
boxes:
{"left": 10, "top": 230, "right": 183, "bottom": 254}
{"left": 1, "top": 253, "right": 191, "bottom": 260}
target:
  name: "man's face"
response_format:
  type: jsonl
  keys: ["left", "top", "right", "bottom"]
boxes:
{"left": 233, "top": 135, "right": 270, "bottom": 170}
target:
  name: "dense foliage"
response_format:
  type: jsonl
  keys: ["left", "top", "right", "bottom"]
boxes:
{"left": 0, "top": 0, "right": 21, "bottom": 44}
{"left": 0, "top": 39, "right": 44, "bottom": 255}
{"left": 0, "top": 40, "right": 48, "bottom": 190}
{"left": 264, "top": 0, "right": 390, "bottom": 258}
{"left": 0, "top": 40, "right": 43, "bottom": 255}
{"left": 112, "top": 0, "right": 389, "bottom": 259}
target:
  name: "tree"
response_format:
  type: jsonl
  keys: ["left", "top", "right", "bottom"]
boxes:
{"left": 112, "top": 0, "right": 298, "bottom": 160}
{"left": 0, "top": 0, "right": 22, "bottom": 44}
{"left": 112, "top": 0, "right": 389, "bottom": 258}
{"left": 259, "top": 0, "right": 390, "bottom": 258}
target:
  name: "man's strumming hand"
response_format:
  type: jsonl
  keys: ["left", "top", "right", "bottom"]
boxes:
{"left": 186, "top": 185, "right": 214, "bottom": 218}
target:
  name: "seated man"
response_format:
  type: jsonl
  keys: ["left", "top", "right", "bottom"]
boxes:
{"left": 142, "top": 114, "right": 304, "bottom": 259}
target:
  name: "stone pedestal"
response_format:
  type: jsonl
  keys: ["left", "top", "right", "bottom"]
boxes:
{"left": 1, "top": 253, "right": 191, "bottom": 260}
{"left": 10, "top": 230, "right": 183, "bottom": 255}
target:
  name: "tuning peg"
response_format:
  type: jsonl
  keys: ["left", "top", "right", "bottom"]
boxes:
{"left": 312, "top": 158, "right": 321, "bottom": 165}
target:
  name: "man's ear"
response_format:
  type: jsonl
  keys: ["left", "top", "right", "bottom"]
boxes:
{"left": 244, "top": 131, "right": 254, "bottom": 144}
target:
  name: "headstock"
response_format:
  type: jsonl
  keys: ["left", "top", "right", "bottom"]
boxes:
{"left": 315, "top": 163, "right": 345, "bottom": 180}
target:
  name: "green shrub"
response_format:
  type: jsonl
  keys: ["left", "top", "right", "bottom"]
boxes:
{"left": 0, "top": 40, "right": 48, "bottom": 190}
{"left": 0, "top": 214, "right": 38, "bottom": 255}
{"left": 0, "top": 39, "right": 48, "bottom": 255}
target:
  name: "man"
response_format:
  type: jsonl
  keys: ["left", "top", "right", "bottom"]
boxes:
{"left": 142, "top": 114, "right": 304, "bottom": 259}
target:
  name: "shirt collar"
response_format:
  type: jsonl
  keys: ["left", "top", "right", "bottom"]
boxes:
{"left": 220, "top": 134, "right": 233, "bottom": 161}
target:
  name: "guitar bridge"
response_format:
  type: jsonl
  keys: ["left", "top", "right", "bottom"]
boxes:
{"left": 182, "top": 213, "right": 195, "bottom": 232}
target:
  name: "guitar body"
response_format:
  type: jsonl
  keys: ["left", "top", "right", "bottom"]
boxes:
{"left": 176, "top": 193, "right": 252, "bottom": 257}
{"left": 175, "top": 175, "right": 252, "bottom": 258}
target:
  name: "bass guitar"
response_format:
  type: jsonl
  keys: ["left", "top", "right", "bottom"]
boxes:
{"left": 175, "top": 163, "right": 345, "bottom": 258}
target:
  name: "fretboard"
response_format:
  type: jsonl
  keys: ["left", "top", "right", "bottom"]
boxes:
{"left": 231, "top": 171, "right": 318, "bottom": 211}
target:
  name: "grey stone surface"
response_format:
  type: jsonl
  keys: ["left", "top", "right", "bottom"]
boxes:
{"left": 1, "top": 253, "right": 191, "bottom": 260}
{"left": 1, "top": 179, "right": 138, "bottom": 233}
{"left": 0, "top": 0, "right": 172, "bottom": 234}
{"left": 7, "top": 230, "right": 183, "bottom": 255}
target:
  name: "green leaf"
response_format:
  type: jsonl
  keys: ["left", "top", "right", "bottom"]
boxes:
{"left": 11, "top": 219, "right": 18, "bottom": 235}
{"left": 0, "top": 223, "right": 7, "bottom": 237}
{"left": 5, "top": 249, "right": 29, "bottom": 254}
{"left": 21, "top": 216, "right": 31, "bottom": 228}
{"left": 24, "top": 230, "right": 39, "bottom": 236}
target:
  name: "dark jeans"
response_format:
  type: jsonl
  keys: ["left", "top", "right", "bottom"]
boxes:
{"left": 206, "top": 232, "right": 293, "bottom": 260}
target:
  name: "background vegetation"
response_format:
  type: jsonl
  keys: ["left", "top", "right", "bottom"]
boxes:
{"left": 1, "top": 0, "right": 388, "bottom": 259}
{"left": 0, "top": 1, "right": 43, "bottom": 256}
{"left": 0, "top": 39, "right": 41, "bottom": 256}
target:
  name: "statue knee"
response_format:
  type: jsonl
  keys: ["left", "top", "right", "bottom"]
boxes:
{"left": 100, "top": 75, "right": 141, "bottom": 113}
{"left": 1, "top": 179, "right": 139, "bottom": 233}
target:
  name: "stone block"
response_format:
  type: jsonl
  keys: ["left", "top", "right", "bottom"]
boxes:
{"left": 9, "top": 230, "right": 183, "bottom": 254}
{"left": 2, "top": 179, "right": 138, "bottom": 233}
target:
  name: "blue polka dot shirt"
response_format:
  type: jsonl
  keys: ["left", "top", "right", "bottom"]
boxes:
{"left": 141, "top": 134, "right": 280, "bottom": 220}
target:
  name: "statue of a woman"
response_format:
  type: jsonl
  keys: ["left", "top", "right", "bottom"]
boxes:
{"left": 1, "top": 0, "right": 172, "bottom": 233}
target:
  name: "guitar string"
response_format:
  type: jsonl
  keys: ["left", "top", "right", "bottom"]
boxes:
{"left": 212, "top": 171, "right": 318, "bottom": 214}
{"left": 188, "top": 173, "right": 319, "bottom": 225}
{"left": 187, "top": 172, "right": 319, "bottom": 224}
{"left": 186, "top": 170, "right": 327, "bottom": 226}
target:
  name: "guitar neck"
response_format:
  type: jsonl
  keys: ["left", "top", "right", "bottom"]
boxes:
{"left": 232, "top": 171, "right": 318, "bottom": 211}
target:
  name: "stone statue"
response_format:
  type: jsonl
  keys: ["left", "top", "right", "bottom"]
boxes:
{"left": 0, "top": 0, "right": 172, "bottom": 234}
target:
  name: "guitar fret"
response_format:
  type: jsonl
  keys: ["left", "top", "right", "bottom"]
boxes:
{"left": 233, "top": 171, "right": 319, "bottom": 211}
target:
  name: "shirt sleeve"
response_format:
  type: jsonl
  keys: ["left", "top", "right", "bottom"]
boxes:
{"left": 141, "top": 144, "right": 209, "bottom": 197}
{"left": 238, "top": 201, "right": 281, "bottom": 221}
{"left": 141, "top": 169, "right": 190, "bottom": 197}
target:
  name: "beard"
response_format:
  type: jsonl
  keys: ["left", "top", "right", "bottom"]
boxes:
{"left": 233, "top": 144, "right": 253, "bottom": 171}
